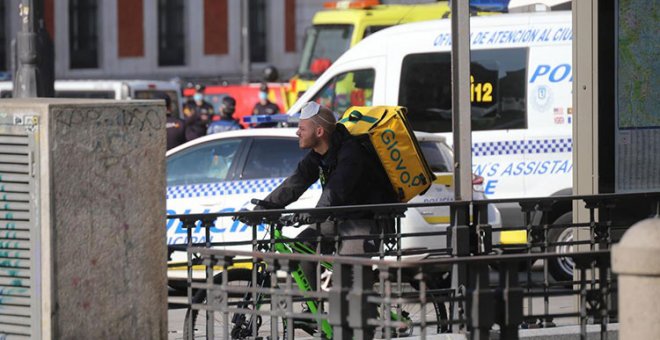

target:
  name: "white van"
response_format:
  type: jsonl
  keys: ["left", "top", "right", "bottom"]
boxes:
{"left": 288, "top": 11, "right": 575, "bottom": 279}
{"left": 0, "top": 79, "right": 183, "bottom": 118}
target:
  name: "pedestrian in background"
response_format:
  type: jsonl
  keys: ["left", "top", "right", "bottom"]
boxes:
{"left": 251, "top": 83, "right": 280, "bottom": 128}
{"left": 207, "top": 96, "right": 243, "bottom": 134}
{"left": 183, "top": 84, "right": 213, "bottom": 141}
{"left": 163, "top": 93, "right": 186, "bottom": 150}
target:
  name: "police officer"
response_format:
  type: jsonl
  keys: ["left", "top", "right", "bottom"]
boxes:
{"left": 251, "top": 83, "right": 280, "bottom": 128}
{"left": 163, "top": 94, "right": 185, "bottom": 150}
{"left": 207, "top": 96, "right": 243, "bottom": 134}
{"left": 183, "top": 84, "right": 214, "bottom": 141}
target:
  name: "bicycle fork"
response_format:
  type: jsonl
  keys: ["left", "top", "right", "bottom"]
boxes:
{"left": 290, "top": 264, "right": 334, "bottom": 338}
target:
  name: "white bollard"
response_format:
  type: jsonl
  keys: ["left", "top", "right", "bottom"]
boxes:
{"left": 612, "top": 217, "right": 660, "bottom": 340}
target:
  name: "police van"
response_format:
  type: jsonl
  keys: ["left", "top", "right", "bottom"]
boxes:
{"left": 0, "top": 79, "right": 183, "bottom": 118}
{"left": 287, "top": 11, "right": 575, "bottom": 279}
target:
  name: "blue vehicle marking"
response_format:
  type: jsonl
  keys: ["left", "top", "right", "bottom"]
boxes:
{"left": 472, "top": 138, "right": 572, "bottom": 157}
{"left": 530, "top": 64, "right": 573, "bottom": 83}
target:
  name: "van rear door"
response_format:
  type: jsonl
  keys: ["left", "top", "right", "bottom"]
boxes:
{"left": 129, "top": 82, "right": 183, "bottom": 119}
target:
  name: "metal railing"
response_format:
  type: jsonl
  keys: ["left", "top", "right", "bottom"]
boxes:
{"left": 166, "top": 192, "right": 660, "bottom": 339}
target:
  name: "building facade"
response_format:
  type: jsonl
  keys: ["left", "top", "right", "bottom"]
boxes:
{"left": 0, "top": 0, "right": 334, "bottom": 82}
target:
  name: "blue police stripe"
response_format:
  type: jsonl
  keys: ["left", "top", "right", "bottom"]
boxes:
{"left": 166, "top": 178, "right": 322, "bottom": 200}
{"left": 472, "top": 138, "right": 572, "bottom": 157}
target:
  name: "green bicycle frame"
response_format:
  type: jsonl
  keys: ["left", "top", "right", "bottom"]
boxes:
{"left": 267, "top": 226, "right": 411, "bottom": 338}
{"left": 271, "top": 227, "right": 334, "bottom": 338}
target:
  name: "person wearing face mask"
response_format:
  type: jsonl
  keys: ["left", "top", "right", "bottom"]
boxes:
{"left": 183, "top": 84, "right": 214, "bottom": 141}
{"left": 207, "top": 96, "right": 243, "bottom": 134}
{"left": 251, "top": 83, "right": 280, "bottom": 128}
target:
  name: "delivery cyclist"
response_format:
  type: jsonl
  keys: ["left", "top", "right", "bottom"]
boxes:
{"left": 255, "top": 102, "right": 397, "bottom": 290}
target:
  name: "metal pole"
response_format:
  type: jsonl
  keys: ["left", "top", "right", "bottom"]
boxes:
{"left": 14, "top": 0, "right": 53, "bottom": 98}
{"left": 450, "top": 0, "right": 472, "bottom": 331}
{"left": 241, "top": 0, "right": 251, "bottom": 84}
{"left": 451, "top": 0, "right": 473, "bottom": 203}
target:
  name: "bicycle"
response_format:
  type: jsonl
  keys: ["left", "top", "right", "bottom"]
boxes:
{"left": 183, "top": 199, "right": 449, "bottom": 339}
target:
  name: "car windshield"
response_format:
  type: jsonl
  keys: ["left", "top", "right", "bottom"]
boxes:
{"left": 419, "top": 141, "right": 453, "bottom": 173}
{"left": 166, "top": 139, "right": 243, "bottom": 186}
{"left": 297, "top": 24, "right": 353, "bottom": 78}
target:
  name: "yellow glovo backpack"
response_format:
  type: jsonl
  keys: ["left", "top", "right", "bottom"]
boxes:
{"left": 339, "top": 106, "right": 436, "bottom": 202}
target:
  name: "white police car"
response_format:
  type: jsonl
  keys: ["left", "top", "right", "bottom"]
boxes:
{"left": 166, "top": 128, "right": 502, "bottom": 269}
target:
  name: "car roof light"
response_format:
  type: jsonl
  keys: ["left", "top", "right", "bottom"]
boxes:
{"left": 242, "top": 114, "right": 300, "bottom": 125}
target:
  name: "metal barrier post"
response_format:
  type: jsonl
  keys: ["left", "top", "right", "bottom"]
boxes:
{"left": 330, "top": 263, "right": 352, "bottom": 340}
{"left": 184, "top": 218, "right": 196, "bottom": 340}
{"left": 519, "top": 201, "right": 537, "bottom": 328}
{"left": 348, "top": 263, "right": 375, "bottom": 340}
{"left": 539, "top": 200, "right": 555, "bottom": 327}
{"left": 450, "top": 202, "right": 471, "bottom": 331}
{"left": 467, "top": 263, "right": 494, "bottom": 340}
{"left": 497, "top": 261, "right": 522, "bottom": 340}
{"left": 203, "top": 219, "right": 215, "bottom": 339}
{"left": 280, "top": 259, "right": 295, "bottom": 340}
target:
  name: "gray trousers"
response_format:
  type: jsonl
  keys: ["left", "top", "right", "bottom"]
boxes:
{"left": 297, "top": 219, "right": 384, "bottom": 336}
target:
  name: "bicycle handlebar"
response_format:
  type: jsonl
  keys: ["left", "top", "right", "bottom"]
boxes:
{"left": 242, "top": 199, "right": 326, "bottom": 226}
{"left": 251, "top": 198, "right": 282, "bottom": 210}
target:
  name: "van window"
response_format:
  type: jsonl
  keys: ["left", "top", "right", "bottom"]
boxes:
{"left": 241, "top": 138, "right": 306, "bottom": 180}
{"left": 298, "top": 25, "right": 354, "bottom": 77}
{"left": 167, "top": 139, "right": 242, "bottom": 186}
{"left": 363, "top": 25, "right": 390, "bottom": 38}
{"left": 399, "top": 48, "right": 528, "bottom": 132}
{"left": 56, "top": 91, "right": 114, "bottom": 99}
{"left": 135, "top": 90, "right": 181, "bottom": 118}
{"left": 311, "top": 69, "right": 375, "bottom": 115}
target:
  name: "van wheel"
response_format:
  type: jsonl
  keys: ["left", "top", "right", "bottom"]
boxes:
{"left": 548, "top": 212, "right": 574, "bottom": 283}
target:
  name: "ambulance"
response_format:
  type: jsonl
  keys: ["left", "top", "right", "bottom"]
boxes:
{"left": 288, "top": 10, "right": 576, "bottom": 280}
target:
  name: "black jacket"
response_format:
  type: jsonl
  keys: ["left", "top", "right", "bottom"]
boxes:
{"left": 166, "top": 115, "right": 186, "bottom": 150}
{"left": 262, "top": 124, "right": 397, "bottom": 216}
{"left": 183, "top": 101, "right": 214, "bottom": 141}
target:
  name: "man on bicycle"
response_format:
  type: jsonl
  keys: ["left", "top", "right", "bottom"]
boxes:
{"left": 251, "top": 101, "right": 401, "bottom": 336}
{"left": 255, "top": 101, "right": 398, "bottom": 283}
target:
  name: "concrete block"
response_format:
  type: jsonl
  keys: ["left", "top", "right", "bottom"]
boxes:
{"left": 612, "top": 218, "right": 660, "bottom": 340}
{"left": 0, "top": 99, "right": 167, "bottom": 339}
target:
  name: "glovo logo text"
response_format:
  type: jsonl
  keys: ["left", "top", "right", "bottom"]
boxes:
{"left": 381, "top": 129, "right": 426, "bottom": 188}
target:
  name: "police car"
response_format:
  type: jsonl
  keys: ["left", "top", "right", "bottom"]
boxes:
{"left": 166, "top": 127, "right": 502, "bottom": 269}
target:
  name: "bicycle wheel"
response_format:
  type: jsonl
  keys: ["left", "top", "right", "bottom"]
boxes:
{"left": 386, "top": 280, "right": 449, "bottom": 337}
{"left": 183, "top": 268, "right": 274, "bottom": 339}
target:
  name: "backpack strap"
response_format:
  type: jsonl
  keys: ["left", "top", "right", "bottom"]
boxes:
{"left": 338, "top": 109, "right": 379, "bottom": 124}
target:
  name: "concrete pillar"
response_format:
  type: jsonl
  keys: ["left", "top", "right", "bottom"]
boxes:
{"left": 612, "top": 217, "right": 660, "bottom": 339}
{"left": 0, "top": 99, "right": 167, "bottom": 339}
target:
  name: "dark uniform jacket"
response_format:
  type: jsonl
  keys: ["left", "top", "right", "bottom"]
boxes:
{"left": 183, "top": 101, "right": 214, "bottom": 141}
{"left": 166, "top": 115, "right": 186, "bottom": 150}
{"left": 207, "top": 118, "right": 243, "bottom": 135}
{"left": 252, "top": 101, "right": 280, "bottom": 128}
{"left": 262, "top": 124, "right": 397, "bottom": 217}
